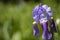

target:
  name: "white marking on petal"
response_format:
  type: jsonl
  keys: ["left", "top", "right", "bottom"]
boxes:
{"left": 42, "top": 5, "right": 48, "bottom": 9}
{"left": 51, "top": 17, "right": 53, "bottom": 19}
{"left": 40, "top": 18, "right": 48, "bottom": 23}
{"left": 33, "top": 21, "right": 37, "bottom": 24}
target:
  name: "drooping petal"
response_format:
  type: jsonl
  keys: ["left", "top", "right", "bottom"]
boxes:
{"left": 32, "top": 24, "right": 39, "bottom": 36}
{"left": 50, "top": 19, "right": 57, "bottom": 32}
{"left": 41, "top": 22, "right": 52, "bottom": 39}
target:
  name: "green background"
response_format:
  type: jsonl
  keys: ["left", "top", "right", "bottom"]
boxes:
{"left": 0, "top": 0, "right": 60, "bottom": 40}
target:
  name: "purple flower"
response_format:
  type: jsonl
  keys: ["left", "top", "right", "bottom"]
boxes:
{"left": 32, "top": 3, "right": 46, "bottom": 21}
{"left": 50, "top": 19, "right": 57, "bottom": 32}
{"left": 41, "top": 22, "right": 52, "bottom": 39}
{"left": 32, "top": 3, "right": 56, "bottom": 40}
{"left": 32, "top": 21, "right": 52, "bottom": 39}
{"left": 32, "top": 23, "right": 39, "bottom": 36}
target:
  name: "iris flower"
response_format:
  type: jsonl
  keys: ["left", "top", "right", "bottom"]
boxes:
{"left": 32, "top": 3, "right": 57, "bottom": 40}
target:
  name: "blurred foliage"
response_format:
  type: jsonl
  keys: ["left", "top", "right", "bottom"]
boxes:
{"left": 0, "top": 0, "right": 60, "bottom": 40}
{"left": 0, "top": 0, "right": 60, "bottom": 4}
